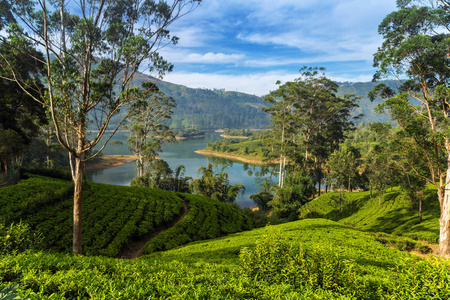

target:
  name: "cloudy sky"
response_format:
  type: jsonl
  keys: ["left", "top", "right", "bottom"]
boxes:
{"left": 156, "top": 0, "right": 398, "bottom": 96}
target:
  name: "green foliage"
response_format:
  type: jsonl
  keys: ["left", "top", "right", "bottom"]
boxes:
{"left": 299, "top": 187, "right": 440, "bottom": 243}
{"left": 240, "top": 230, "right": 363, "bottom": 297}
{"left": 143, "top": 193, "right": 252, "bottom": 254}
{"left": 131, "top": 161, "right": 191, "bottom": 193}
{"left": 271, "top": 169, "right": 316, "bottom": 219}
{"left": 190, "top": 164, "right": 245, "bottom": 203}
{"left": 172, "top": 128, "right": 205, "bottom": 138}
{"left": 0, "top": 175, "right": 251, "bottom": 257}
{"left": 0, "top": 284, "right": 20, "bottom": 300}
{"left": 0, "top": 222, "right": 41, "bottom": 255}
{"left": 1, "top": 218, "right": 447, "bottom": 299}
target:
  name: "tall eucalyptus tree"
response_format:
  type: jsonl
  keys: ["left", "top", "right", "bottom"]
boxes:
{"left": 371, "top": 0, "right": 450, "bottom": 255}
{"left": 263, "top": 67, "right": 360, "bottom": 188}
{"left": 0, "top": 0, "right": 201, "bottom": 254}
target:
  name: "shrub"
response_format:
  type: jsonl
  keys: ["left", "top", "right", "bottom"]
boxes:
{"left": 0, "top": 284, "right": 20, "bottom": 300}
{"left": 240, "top": 229, "right": 369, "bottom": 297}
{"left": 0, "top": 222, "right": 42, "bottom": 255}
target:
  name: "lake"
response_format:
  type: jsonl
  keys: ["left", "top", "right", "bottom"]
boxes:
{"left": 85, "top": 131, "right": 278, "bottom": 207}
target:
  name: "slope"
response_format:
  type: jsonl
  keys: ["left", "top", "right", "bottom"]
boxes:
{"left": 298, "top": 186, "right": 440, "bottom": 243}
{"left": 1, "top": 218, "right": 449, "bottom": 299}
{"left": 0, "top": 175, "right": 252, "bottom": 257}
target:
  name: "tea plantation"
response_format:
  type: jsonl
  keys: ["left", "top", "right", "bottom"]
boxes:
{"left": 1, "top": 176, "right": 448, "bottom": 299}
{"left": 0, "top": 175, "right": 252, "bottom": 257}
{"left": 298, "top": 186, "right": 440, "bottom": 243}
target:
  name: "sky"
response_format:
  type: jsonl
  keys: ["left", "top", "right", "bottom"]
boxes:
{"left": 157, "top": 0, "right": 398, "bottom": 96}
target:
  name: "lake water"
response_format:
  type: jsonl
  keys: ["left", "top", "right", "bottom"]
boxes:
{"left": 85, "top": 131, "right": 278, "bottom": 207}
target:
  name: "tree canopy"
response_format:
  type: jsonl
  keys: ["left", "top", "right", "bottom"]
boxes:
{"left": 372, "top": 0, "right": 450, "bottom": 255}
{"left": 1, "top": 0, "right": 201, "bottom": 254}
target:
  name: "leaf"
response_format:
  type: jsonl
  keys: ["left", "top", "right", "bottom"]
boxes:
{"left": 0, "top": 284, "right": 20, "bottom": 300}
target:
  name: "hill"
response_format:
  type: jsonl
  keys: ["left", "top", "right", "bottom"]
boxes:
{"left": 1, "top": 217, "right": 449, "bottom": 298}
{"left": 299, "top": 186, "right": 440, "bottom": 243}
{"left": 337, "top": 80, "right": 399, "bottom": 124}
{"left": 1, "top": 176, "right": 448, "bottom": 298}
{"left": 129, "top": 73, "right": 271, "bottom": 130}
{"left": 114, "top": 73, "right": 398, "bottom": 131}
{"left": 0, "top": 175, "right": 252, "bottom": 257}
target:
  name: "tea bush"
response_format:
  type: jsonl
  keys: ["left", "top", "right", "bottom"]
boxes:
{"left": 142, "top": 193, "right": 252, "bottom": 254}
{"left": 0, "top": 222, "right": 41, "bottom": 255}
{"left": 299, "top": 187, "right": 440, "bottom": 243}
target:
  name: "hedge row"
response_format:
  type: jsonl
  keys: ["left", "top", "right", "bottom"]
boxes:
{"left": 143, "top": 193, "right": 253, "bottom": 254}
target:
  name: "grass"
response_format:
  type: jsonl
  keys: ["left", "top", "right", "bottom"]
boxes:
{"left": 298, "top": 186, "right": 440, "bottom": 243}
{"left": 0, "top": 176, "right": 448, "bottom": 299}
{"left": 0, "top": 175, "right": 251, "bottom": 257}
{"left": 1, "top": 218, "right": 449, "bottom": 299}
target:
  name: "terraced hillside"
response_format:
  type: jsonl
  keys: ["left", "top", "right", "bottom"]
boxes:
{"left": 0, "top": 175, "right": 252, "bottom": 257}
{"left": 298, "top": 186, "right": 440, "bottom": 243}
{"left": 1, "top": 218, "right": 449, "bottom": 299}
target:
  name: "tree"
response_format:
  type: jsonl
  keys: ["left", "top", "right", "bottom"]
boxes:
{"left": 130, "top": 160, "right": 191, "bottom": 193}
{"left": 1, "top": 0, "right": 201, "bottom": 255}
{"left": 263, "top": 67, "right": 360, "bottom": 188}
{"left": 327, "top": 147, "right": 359, "bottom": 197}
{"left": 0, "top": 128, "right": 23, "bottom": 173}
{"left": 126, "top": 84, "right": 175, "bottom": 177}
{"left": 190, "top": 164, "right": 245, "bottom": 203}
{"left": 0, "top": 34, "right": 48, "bottom": 145}
{"left": 372, "top": 0, "right": 450, "bottom": 255}
{"left": 270, "top": 169, "right": 316, "bottom": 219}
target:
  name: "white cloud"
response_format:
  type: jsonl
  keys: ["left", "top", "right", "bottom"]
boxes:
{"left": 163, "top": 72, "right": 298, "bottom": 96}
{"left": 163, "top": 70, "right": 374, "bottom": 97}
{"left": 160, "top": 49, "right": 245, "bottom": 64}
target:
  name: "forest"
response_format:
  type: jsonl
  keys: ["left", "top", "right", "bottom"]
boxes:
{"left": 1, "top": 0, "right": 450, "bottom": 299}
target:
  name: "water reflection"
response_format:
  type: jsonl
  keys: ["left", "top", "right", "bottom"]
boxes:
{"left": 86, "top": 131, "right": 278, "bottom": 207}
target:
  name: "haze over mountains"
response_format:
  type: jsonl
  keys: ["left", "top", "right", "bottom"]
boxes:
{"left": 126, "top": 72, "right": 397, "bottom": 130}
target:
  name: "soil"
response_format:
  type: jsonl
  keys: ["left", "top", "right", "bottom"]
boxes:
{"left": 194, "top": 150, "right": 279, "bottom": 165}
{"left": 120, "top": 200, "right": 189, "bottom": 259}
{"left": 85, "top": 155, "right": 137, "bottom": 171}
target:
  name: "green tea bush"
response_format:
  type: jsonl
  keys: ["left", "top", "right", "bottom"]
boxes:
{"left": 299, "top": 187, "right": 440, "bottom": 243}
{"left": 0, "top": 284, "right": 20, "bottom": 300}
{"left": 389, "top": 257, "right": 450, "bottom": 299}
{"left": 0, "top": 222, "right": 41, "bottom": 255}
{"left": 142, "top": 194, "right": 252, "bottom": 254}
{"left": 239, "top": 229, "right": 366, "bottom": 297}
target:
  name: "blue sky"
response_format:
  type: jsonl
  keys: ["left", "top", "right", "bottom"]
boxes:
{"left": 158, "top": 0, "right": 398, "bottom": 96}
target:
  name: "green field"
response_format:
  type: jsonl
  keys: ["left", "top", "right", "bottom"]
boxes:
{"left": 0, "top": 175, "right": 252, "bottom": 257}
{"left": 0, "top": 176, "right": 448, "bottom": 299}
{"left": 299, "top": 186, "right": 440, "bottom": 243}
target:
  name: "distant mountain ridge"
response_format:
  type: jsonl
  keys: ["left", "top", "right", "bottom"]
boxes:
{"left": 126, "top": 73, "right": 397, "bottom": 130}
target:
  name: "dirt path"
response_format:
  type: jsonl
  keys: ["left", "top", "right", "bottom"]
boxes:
{"left": 120, "top": 200, "right": 189, "bottom": 259}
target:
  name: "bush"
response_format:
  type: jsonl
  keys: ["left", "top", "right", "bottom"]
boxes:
{"left": 0, "top": 222, "right": 42, "bottom": 255}
{"left": 240, "top": 229, "right": 368, "bottom": 297}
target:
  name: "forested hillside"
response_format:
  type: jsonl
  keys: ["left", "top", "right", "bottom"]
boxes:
{"left": 127, "top": 73, "right": 398, "bottom": 130}
{"left": 337, "top": 80, "right": 399, "bottom": 123}
{"left": 128, "top": 73, "right": 271, "bottom": 130}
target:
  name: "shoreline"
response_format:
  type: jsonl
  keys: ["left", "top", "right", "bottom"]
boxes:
{"left": 85, "top": 155, "right": 137, "bottom": 171}
{"left": 194, "top": 150, "right": 278, "bottom": 165}
{"left": 220, "top": 134, "right": 249, "bottom": 139}
{"left": 176, "top": 135, "right": 205, "bottom": 140}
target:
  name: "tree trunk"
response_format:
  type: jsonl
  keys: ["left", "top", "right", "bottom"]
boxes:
{"left": 379, "top": 194, "right": 381, "bottom": 206}
{"left": 419, "top": 192, "right": 422, "bottom": 223}
{"left": 318, "top": 179, "right": 321, "bottom": 197}
{"left": 439, "top": 149, "right": 450, "bottom": 255}
{"left": 72, "top": 154, "right": 85, "bottom": 255}
{"left": 278, "top": 154, "right": 283, "bottom": 187}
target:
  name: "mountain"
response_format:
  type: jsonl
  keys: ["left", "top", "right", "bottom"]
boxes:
{"left": 336, "top": 80, "right": 400, "bottom": 124}
{"left": 114, "top": 73, "right": 398, "bottom": 130}
{"left": 132, "top": 73, "right": 271, "bottom": 130}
